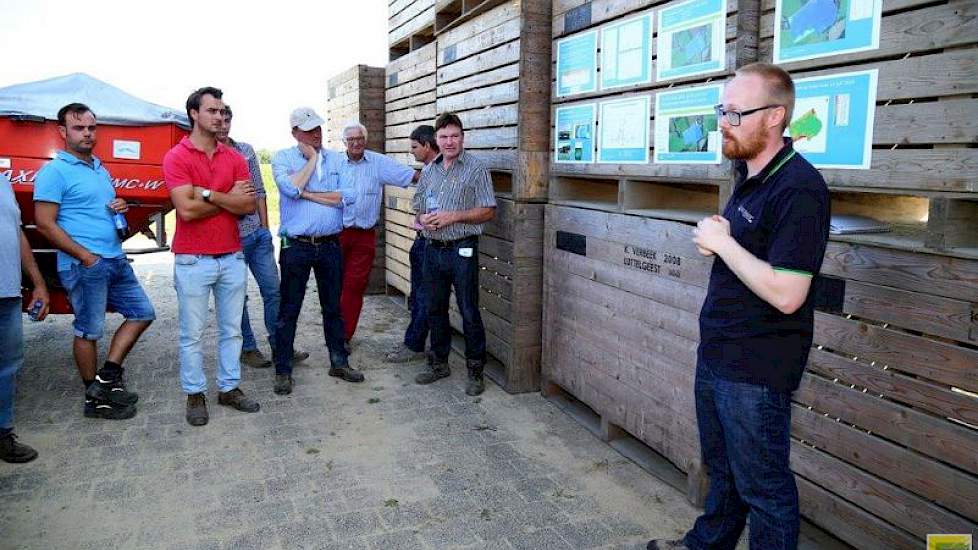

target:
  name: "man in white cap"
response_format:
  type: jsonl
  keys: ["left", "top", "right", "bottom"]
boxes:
{"left": 269, "top": 107, "right": 360, "bottom": 396}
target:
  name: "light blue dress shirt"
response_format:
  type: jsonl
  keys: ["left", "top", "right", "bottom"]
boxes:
{"left": 334, "top": 150, "right": 413, "bottom": 229}
{"left": 272, "top": 147, "right": 356, "bottom": 237}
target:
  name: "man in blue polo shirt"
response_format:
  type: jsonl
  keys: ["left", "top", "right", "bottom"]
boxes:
{"left": 648, "top": 63, "right": 829, "bottom": 550}
{"left": 34, "top": 103, "right": 156, "bottom": 421}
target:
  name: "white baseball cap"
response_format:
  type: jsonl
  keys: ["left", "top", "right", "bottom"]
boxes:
{"left": 289, "top": 107, "right": 325, "bottom": 131}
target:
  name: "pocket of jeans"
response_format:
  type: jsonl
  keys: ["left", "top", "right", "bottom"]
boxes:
{"left": 174, "top": 254, "right": 200, "bottom": 266}
{"left": 80, "top": 257, "right": 103, "bottom": 271}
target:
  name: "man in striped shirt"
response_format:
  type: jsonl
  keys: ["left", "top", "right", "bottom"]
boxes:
{"left": 411, "top": 113, "right": 496, "bottom": 396}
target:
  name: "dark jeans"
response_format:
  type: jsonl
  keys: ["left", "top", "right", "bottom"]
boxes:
{"left": 684, "top": 362, "right": 799, "bottom": 550}
{"left": 424, "top": 235, "right": 486, "bottom": 363}
{"left": 403, "top": 235, "right": 429, "bottom": 352}
{"left": 274, "top": 240, "right": 348, "bottom": 375}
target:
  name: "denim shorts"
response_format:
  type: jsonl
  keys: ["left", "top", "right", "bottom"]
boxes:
{"left": 58, "top": 256, "right": 156, "bottom": 340}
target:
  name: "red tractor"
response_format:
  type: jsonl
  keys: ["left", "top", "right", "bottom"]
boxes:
{"left": 0, "top": 73, "right": 188, "bottom": 313}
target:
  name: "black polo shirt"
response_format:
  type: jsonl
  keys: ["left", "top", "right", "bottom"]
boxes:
{"left": 698, "top": 139, "right": 830, "bottom": 393}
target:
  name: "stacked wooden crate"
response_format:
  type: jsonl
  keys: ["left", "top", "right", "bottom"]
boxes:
{"left": 326, "top": 65, "right": 388, "bottom": 294}
{"left": 543, "top": 0, "right": 978, "bottom": 548}
{"left": 389, "top": 0, "right": 437, "bottom": 59}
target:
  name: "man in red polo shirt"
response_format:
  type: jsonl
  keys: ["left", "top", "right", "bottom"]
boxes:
{"left": 163, "top": 86, "right": 262, "bottom": 427}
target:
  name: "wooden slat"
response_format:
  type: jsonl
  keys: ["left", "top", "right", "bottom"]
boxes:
{"left": 842, "top": 280, "right": 977, "bottom": 343}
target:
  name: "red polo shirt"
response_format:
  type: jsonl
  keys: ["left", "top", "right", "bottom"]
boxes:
{"left": 163, "top": 136, "right": 251, "bottom": 254}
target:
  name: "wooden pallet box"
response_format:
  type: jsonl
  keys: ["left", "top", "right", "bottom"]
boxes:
{"left": 390, "top": 0, "right": 437, "bottom": 58}
{"left": 385, "top": 43, "right": 438, "bottom": 168}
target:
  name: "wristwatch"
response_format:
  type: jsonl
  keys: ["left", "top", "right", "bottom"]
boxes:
{"left": 202, "top": 189, "right": 212, "bottom": 202}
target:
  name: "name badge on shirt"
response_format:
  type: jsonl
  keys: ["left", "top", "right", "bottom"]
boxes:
{"left": 459, "top": 247, "right": 473, "bottom": 258}
{"left": 738, "top": 205, "right": 755, "bottom": 224}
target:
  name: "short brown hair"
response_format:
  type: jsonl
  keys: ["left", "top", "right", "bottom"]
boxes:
{"left": 434, "top": 112, "right": 463, "bottom": 133}
{"left": 736, "top": 63, "right": 795, "bottom": 130}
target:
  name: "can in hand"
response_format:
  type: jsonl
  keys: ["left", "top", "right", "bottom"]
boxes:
{"left": 28, "top": 299, "right": 43, "bottom": 321}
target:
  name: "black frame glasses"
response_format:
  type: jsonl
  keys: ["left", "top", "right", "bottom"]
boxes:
{"left": 713, "top": 104, "right": 782, "bottom": 127}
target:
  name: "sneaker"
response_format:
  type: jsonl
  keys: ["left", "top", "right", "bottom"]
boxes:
{"left": 218, "top": 388, "right": 261, "bottom": 413}
{"left": 385, "top": 343, "right": 425, "bottom": 363}
{"left": 85, "top": 398, "right": 137, "bottom": 420}
{"left": 241, "top": 349, "right": 272, "bottom": 369}
{"left": 273, "top": 374, "right": 294, "bottom": 395}
{"left": 415, "top": 359, "right": 450, "bottom": 385}
{"left": 647, "top": 540, "right": 689, "bottom": 550}
{"left": 291, "top": 351, "right": 310, "bottom": 364}
{"left": 186, "top": 393, "right": 208, "bottom": 426}
{"left": 85, "top": 376, "right": 138, "bottom": 406}
{"left": 328, "top": 365, "right": 365, "bottom": 383}
{"left": 0, "top": 432, "right": 38, "bottom": 464}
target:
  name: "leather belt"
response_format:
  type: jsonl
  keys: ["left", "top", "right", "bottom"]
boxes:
{"left": 292, "top": 234, "right": 339, "bottom": 245}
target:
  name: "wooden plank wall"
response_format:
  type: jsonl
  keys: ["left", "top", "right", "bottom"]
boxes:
{"left": 326, "top": 65, "right": 388, "bottom": 294}
{"left": 390, "top": 0, "right": 437, "bottom": 58}
{"left": 386, "top": 43, "right": 438, "bottom": 168}
{"left": 543, "top": 1, "right": 978, "bottom": 548}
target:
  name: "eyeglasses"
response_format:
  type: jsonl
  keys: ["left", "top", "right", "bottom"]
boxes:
{"left": 713, "top": 104, "right": 782, "bottom": 127}
{"left": 344, "top": 136, "right": 366, "bottom": 143}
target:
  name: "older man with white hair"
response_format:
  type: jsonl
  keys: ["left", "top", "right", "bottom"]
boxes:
{"left": 336, "top": 121, "right": 415, "bottom": 347}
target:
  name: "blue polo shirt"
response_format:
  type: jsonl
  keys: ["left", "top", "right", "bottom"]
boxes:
{"left": 271, "top": 146, "right": 356, "bottom": 237}
{"left": 336, "top": 150, "right": 413, "bottom": 229}
{"left": 698, "top": 140, "right": 830, "bottom": 393}
{"left": 33, "top": 151, "right": 125, "bottom": 271}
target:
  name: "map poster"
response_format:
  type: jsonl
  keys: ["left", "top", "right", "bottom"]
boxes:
{"left": 788, "top": 69, "right": 878, "bottom": 169}
{"left": 600, "top": 13, "right": 653, "bottom": 90}
{"left": 556, "top": 30, "right": 599, "bottom": 97}
{"left": 598, "top": 96, "right": 651, "bottom": 164}
{"left": 653, "top": 84, "right": 723, "bottom": 164}
{"left": 774, "top": 0, "right": 882, "bottom": 64}
{"left": 554, "top": 103, "right": 597, "bottom": 163}
{"left": 656, "top": 0, "right": 727, "bottom": 82}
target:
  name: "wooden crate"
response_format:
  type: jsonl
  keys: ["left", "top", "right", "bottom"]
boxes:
{"left": 436, "top": 0, "right": 553, "bottom": 200}
{"left": 385, "top": 42, "right": 438, "bottom": 168}
{"left": 390, "top": 0, "right": 437, "bottom": 59}
{"left": 326, "top": 65, "right": 386, "bottom": 152}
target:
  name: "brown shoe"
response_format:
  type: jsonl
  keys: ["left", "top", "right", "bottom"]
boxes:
{"left": 240, "top": 349, "right": 272, "bottom": 369}
{"left": 328, "top": 365, "right": 365, "bottom": 383}
{"left": 186, "top": 393, "right": 208, "bottom": 426}
{"left": 217, "top": 388, "right": 260, "bottom": 413}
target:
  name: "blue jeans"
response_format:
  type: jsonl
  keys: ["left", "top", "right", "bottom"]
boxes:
{"left": 403, "top": 235, "right": 429, "bottom": 352}
{"left": 0, "top": 297, "right": 24, "bottom": 432}
{"left": 684, "top": 362, "right": 799, "bottom": 550}
{"left": 58, "top": 256, "right": 156, "bottom": 340}
{"left": 424, "top": 236, "right": 486, "bottom": 363}
{"left": 173, "top": 253, "right": 247, "bottom": 395}
{"left": 240, "top": 228, "right": 281, "bottom": 352}
{"left": 274, "top": 240, "right": 347, "bottom": 375}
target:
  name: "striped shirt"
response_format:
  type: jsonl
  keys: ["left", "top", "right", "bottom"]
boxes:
{"left": 338, "top": 150, "right": 414, "bottom": 229}
{"left": 230, "top": 139, "right": 266, "bottom": 237}
{"left": 412, "top": 150, "right": 496, "bottom": 241}
{"left": 272, "top": 146, "right": 356, "bottom": 237}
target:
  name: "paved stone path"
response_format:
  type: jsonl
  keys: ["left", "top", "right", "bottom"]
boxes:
{"left": 0, "top": 256, "right": 843, "bottom": 549}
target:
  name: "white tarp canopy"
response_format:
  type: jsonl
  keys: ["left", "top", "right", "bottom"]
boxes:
{"left": 0, "top": 73, "right": 190, "bottom": 128}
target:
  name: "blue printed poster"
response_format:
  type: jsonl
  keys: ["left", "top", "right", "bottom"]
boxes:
{"left": 556, "top": 30, "right": 598, "bottom": 97}
{"left": 554, "top": 103, "right": 597, "bottom": 163}
{"left": 653, "top": 84, "right": 723, "bottom": 164}
{"left": 788, "top": 69, "right": 878, "bottom": 169}
{"left": 656, "top": 0, "right": 727, "bottom": 82}
{"left": 774, "top": 0, "right": 882, "bottom": 64}
{"left": 600, "top": 13, "right": 653, "bottom": 90}
{"left": 598, "top": 96, "right": 651, "bottom": 164}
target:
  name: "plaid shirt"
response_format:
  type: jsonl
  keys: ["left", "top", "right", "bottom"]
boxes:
{"left": 412, "top": 150, "right": 496, "bottom": 241}
{"left": 230, "top": 140, "right": 266, "bottom": 237}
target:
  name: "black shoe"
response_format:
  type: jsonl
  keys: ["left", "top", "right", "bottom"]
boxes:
{"left": 328, "top": 365, "right": 364, "bottom": 383}
{"left": 186, "top": 393, "right": 208, "bottom": 426}
{"left": 274, "top": 374, "right": 294, "bottom": 395}
{"left": 0, "top": 432, "right": 38, "bottom": 464}
{"left": 465, "top": 360, "right": 485, "bottom": 396}
{"left": 218, "top": 388, "right": 261, "bottom": 413}
{"left": 84, "top": 398, "right": 137, "bottom": 420}
{"left": 415, "top": 358, "right": 450, "bottom": 385}
{"left": 647, "top": 540, "right": 689, "bottom": 550}
{"left": 86, "top": 376, "right": 138, "bottom": 406}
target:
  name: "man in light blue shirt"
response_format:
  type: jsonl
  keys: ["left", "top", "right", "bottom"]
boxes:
{"left": 337, "top": 121, "right": 415, "bottom": 345}
{"left": 270, "top": 107, "right": 360, "bottom": 396}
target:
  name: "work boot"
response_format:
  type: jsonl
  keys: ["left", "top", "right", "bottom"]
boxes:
{"left": 647, "top": 540, "right": 689, "bottom": 550}
{"left": 415, "top": 354, "right": 450, "bottom": 385}
{"left": 84, "top": 398, "right": 137, "bottom": 420}
{"left": 241, "top": 349, "right": 272, "bottom": 369}
{"left": 273, "top": 374, "right": 294, "bottom": 395}
{"left": 86, "top": 374, "right": 138, "bottom": 406}
{"left": 186, "top": 393, "right": 208, "bottom": 426}
{"left": 465, "top": 359, "right": 485, "bottom": 396}
{"left": 291, "top": 351, "right": 310, "bottom": 364}
{"left": 328, "top": 365, "right": 365, "bottom": 383}
{"left": 385, "top": 343, "right": 425, "bottom": 363}
{"left": 218, "top": 388, "right": 261, "bottom": 413}
{"left": 0, "top": 431, "right": 38, "bottom": 464}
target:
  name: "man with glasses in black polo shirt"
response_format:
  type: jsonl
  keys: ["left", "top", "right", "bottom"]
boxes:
{"left": 648, "top": 63, "right": 829, "bottom": 550}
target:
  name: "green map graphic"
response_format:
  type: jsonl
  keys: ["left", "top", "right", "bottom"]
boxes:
{"left": 790, "top": 108, "right": 823, "bottom": 141}
{"left": 780, "top": 0, "right": 848, "bottom": 47}
{"left": 671, "top": 24, "right": 712, "bottom": 68}
{"left": 669, "top": 114, "right": 717, "bottom": 153}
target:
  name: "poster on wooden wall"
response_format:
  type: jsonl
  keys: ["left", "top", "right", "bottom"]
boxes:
{"left": 653, "top": 84, "right": 723, "bottom": 164}
{"left": 600, "top": 12, "right": 654, "bottom": 90}
{"left": 774, "top": 0, "right": 882, "bottom": 64}
{"left": 556, "top": 30, "right": 599, "bottom": 97}
{"left": 554, "top": 103, "right": 597, "bottom": 163}
{"left": 598, "top": 96, "right": 651, "bottom": 163}
{"left": 656, "top": 0, "right": 727, "bottom": 82}
{"left": 789, "top": 69, "right": 878, "bottom": 169}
